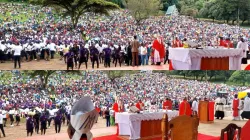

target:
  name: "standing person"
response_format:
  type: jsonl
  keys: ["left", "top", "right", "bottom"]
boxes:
{"left": 237, "top": 38, "right": 249, "bottom": 64}
{"left": 140, "top": 45, "right": 147, "bottom": 65}
{"left": 64, "top": 49, "right": 74, "bottom": 71}
{"left": 78, "top": 45, "right": 88, "bottom": 69}
{"left": 72, "top": 44, "right": 79, "bottom": 68}
{"left": 136, "top": 100, "right": 144, "bottom": 111}
{"left": 15, "top": 108, "right": 20, "bottom": 126}
{"left": 2, "top": 110, "right": 7, "bottom": 127}
{"left": 54, "top": 112, "right": 62, "bottom": 133}
{"left": 232, "top": 94, "right": 240, "bottom": 121}
{"left": 13, "top": 42, "right": 22, "bottom": 69}
{"left": 90, "top": 45, "right": 99, "bottom": 69}
{"left": 33, "top": 111, "right": 40, "bottom": 134}
{"left": 0, "top": 110, "right": 6, "bottom": 137}
{"left": 192, "top": 98, "right": 199, "bottom": 114}
{"left": 241, "top": 93, "right": 250, "bottom": 120}
{"left": 26, "top": 115, "right": 34, "bottom": 137}
{"left": 126, "top": 42, "right": 132, "bottom": 66}
{"left": 110, "top": 109, "right": 115, "bottom": 126}
{"left": 103, "top": 45, "right": 112, "bottom": 68}
{"left": 114, "top": 46, "right": 122, "bottom": 67}
{"left": 9, "top": 108, "right": 14, "bottom": 127}
{"left": 152, "top": 35, "right": 165, "bottom": 65}
{"left": 215, "top": 95, "right": 226, "bottom": 120}
{"left": 40, "top": 113, "right": 47, "bottom": 135}
{"left": 179, "top": 97, "right": 192, "bottom": 116}
{"left": 104, "top": 107, "right": 110, "bottom": 127}
{"left": 172, "top": 37, "right": 182, "bottom": 48}
{"left": 131, "top": 36, "right": 139, "bottom": 67}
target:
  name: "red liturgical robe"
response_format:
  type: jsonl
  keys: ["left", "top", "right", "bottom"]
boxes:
{"left": 233, "top": 99, "right": 239, "bottom": 117}
{"left": 179, "top": 100, "right": 192, "bottom": 116}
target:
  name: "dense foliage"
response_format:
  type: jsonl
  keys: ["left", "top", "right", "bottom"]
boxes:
{"left": 107, "top": 0, "right": 250, "bottom": 25}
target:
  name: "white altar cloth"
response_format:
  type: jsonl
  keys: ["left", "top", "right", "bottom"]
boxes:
{"left": 169, "top": 48, "right": 244, "bottom": 70}
{"left": 115, "top": 111, "right": 179, "bottom": 140}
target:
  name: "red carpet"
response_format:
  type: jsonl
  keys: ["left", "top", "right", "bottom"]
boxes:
{"left": 94, "top": 133, "right": 219, "bottom": 140}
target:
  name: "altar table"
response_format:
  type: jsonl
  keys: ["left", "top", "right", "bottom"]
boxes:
{"left": 169, "top": 48, "right": 244, "bottom": 70}
{"left": 115, "top": 111, "right": 179, "bottom": 140}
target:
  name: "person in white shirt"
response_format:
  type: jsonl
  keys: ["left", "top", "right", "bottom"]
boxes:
{"left": 192, "top": 98, "right": 199, "bottom": 114}
{"left": 237, "top": 38, "right": 249, "bottom": 64}
{"left": 2, "top": 110, "right": 7, "bottom": 127}
{"left": 49, "top": 42, "right": 56, "bottom": 59}
{"left": 140, "top": 45, "right": 147, "bottom": 65}
{"left": 0, "top": 110, "right": 6, "bottom": 137}
{"left": 241, "top": 93, "right": 250, "bottom": 120}
{"left": 13, "top": 42, "right": 22, "bottom": 69}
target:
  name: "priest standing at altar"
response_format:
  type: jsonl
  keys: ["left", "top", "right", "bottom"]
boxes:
{"left": 179, "top": 97, "right": 192, "bottom": 116}
{"left": 232, "top": 94, "right": 240, "bottom": 121}
{"left": 163, "top": 98, "right": 172, "bottom": 110}
{"left": 152, "top": 35, "right": 165, "bottom": 65}
{"left": 136, "top": 100, "right": 144, "bottom": 111}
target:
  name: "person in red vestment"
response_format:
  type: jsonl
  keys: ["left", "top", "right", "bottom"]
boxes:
{"left": 219, "top": 37, "right": 225, "bottom": 46}
{"left": 172, "top": 37, "right": 182, "bottom": 48}
{"left": 163, "top": 98, "right": 172, "bottom": 110}
{"left": 179, "top": 97, "right": 192, "bottom": 116}
{"left": 224, "top": 38, "right": 234, "bottom": 48}
{"left": 113, "top": 100, "right": 119, "bottom": 135}
{"left": 136, "top": 100, "right": 144, "bottom": 111}
{"left": 152, "top": 35, "right": 165, "bottom": 65}
{"left": 232, "top": 94, "right": 240, "bottom": 120}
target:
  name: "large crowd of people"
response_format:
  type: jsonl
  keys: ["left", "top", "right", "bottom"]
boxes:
{"left": 0, "top": 3, "right": 250, "bottom": 69}
{"left": 0, "top": 70, "right": 249, "bottom": 137}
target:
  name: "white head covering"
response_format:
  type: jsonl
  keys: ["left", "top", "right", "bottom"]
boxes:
{"left": 70, "top": 96, "right": 98, "bottom": 140}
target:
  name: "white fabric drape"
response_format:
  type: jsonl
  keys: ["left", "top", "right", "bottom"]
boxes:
{"left": 116, "top": 111, "right": 179, "bottom": 140}
{"left": 169, "top": 48, "right": 244, "bottom": 70}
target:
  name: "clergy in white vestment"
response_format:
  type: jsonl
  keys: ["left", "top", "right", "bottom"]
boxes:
{"left": 215, "top": 96, "right": 226, "bottom": 120}
{"left": 237, "top": 38, "right": 249, "bottom": 64}
{"left": 241, "top": 93, "right": 250, "bottom": 120}
{"left": 192, "top": 98, "right": 199, "bottom": 114}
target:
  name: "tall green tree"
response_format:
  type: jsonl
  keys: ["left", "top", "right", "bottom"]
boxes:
{"left": 125, "top": 0, "right": 162, "bottom": 24}
{"left": 24, "top": 70, "right": 56, "bottom": 88}
{"left": 229, "top": 71, "right": 250, "bottom": 86}
{"left": 29, "top": 0, "right": 119, "bottom": 28}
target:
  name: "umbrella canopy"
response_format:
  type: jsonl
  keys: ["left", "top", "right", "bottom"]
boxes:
{"left": 238, "top": 89, "right": 250, "bottom": 99}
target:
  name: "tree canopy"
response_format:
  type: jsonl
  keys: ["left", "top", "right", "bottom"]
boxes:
{"left": 124, "top": 0, "right": 162, "bottom": 24}
{"left": 29, "top": 0, "right": 120, "bottom": 28}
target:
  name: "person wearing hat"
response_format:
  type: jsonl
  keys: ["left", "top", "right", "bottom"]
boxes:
{"left": 67, "top": 96, "right": 98, "bottom": 140}
{"left": 0, "top": 110, "right": 6, "bottom": 137}
{"left": 26, "top": 115, "right": 34, "bottom": 136}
